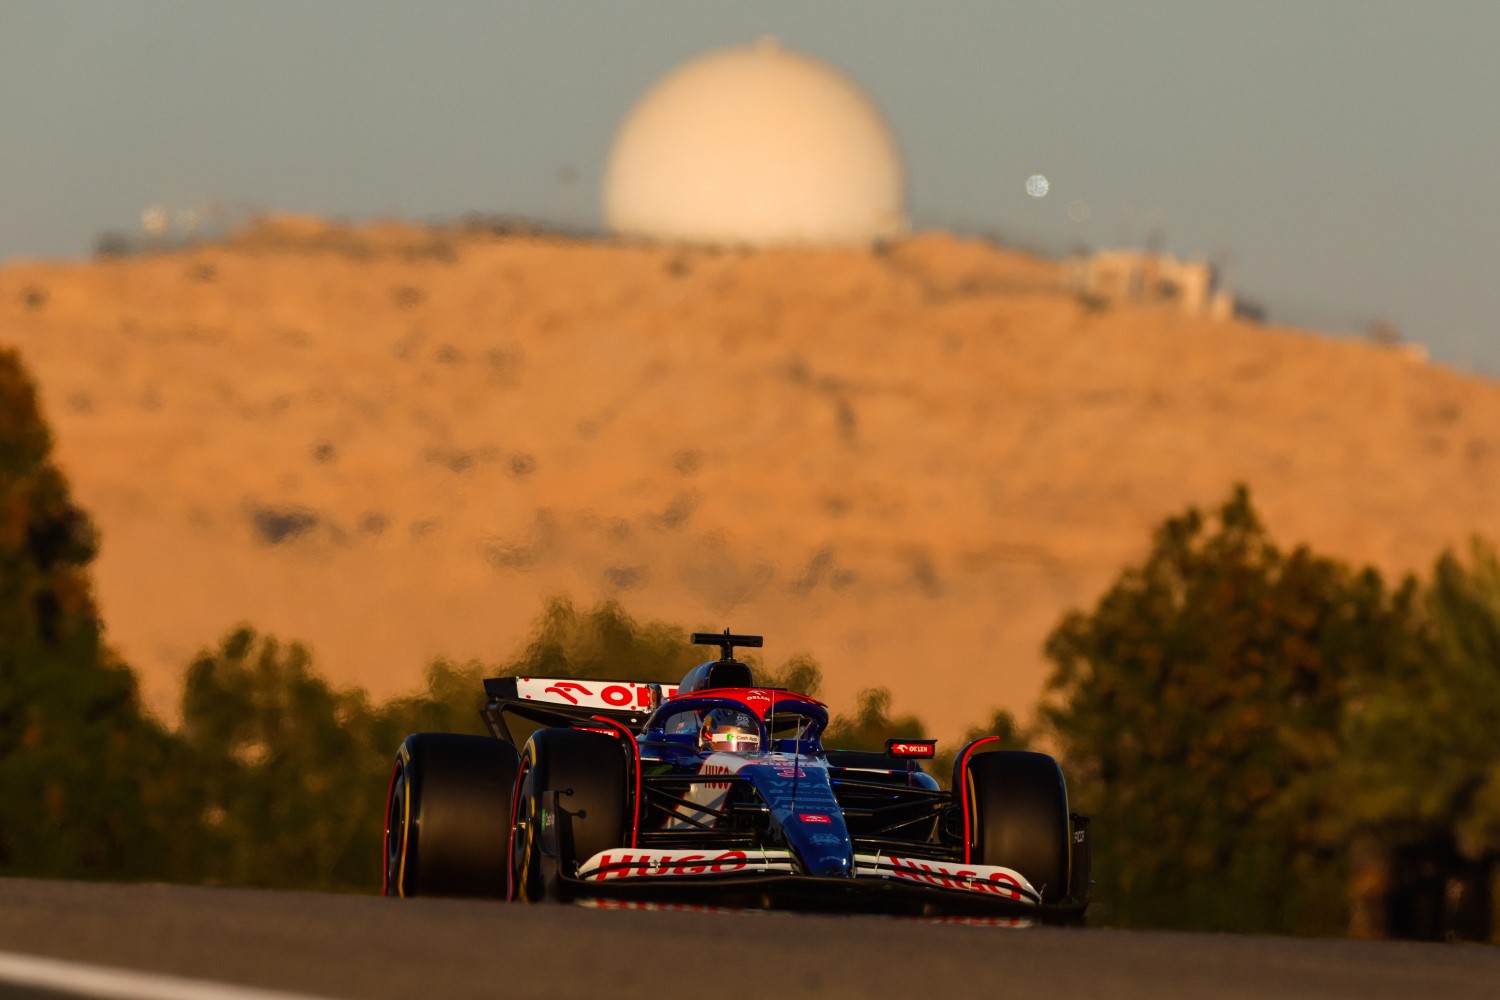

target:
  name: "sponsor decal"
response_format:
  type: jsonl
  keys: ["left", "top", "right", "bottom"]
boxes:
{"left": 860, "top": 854, "right": 1032, "bottom": 901}
{"left": 542, "top": 680, "right": 593, "bottom": 704}
{"left": 885, "top": 739, "right": 938, "bottom": 759}
{"left": 599, "top": 685, "right": 635, "bottom": 708}
{"left": 518, "top": 678, "right": 677, "bottom": 709}
{"left": 583, "top": 849, "right": 790, "bottom": 881}
{"left": 664, "top": 755, "right": 746, "bottom": 829}
{"left": 798, "top": 813, "right": 832, "bottom": 824}
{"left": 697, "top": 761, "right": 733, "bottom": 791}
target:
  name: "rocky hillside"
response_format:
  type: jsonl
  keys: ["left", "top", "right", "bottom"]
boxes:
{"left": 3, "top": 217, "right": 1497, "bottom": 735}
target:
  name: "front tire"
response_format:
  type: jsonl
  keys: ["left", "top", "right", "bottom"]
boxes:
{"left": 510, "top": 728, "right": 628, "bottom": 902}
{"left": 383, "top": 733, "right": 519, "bottom": 898}
{"left": 964, "top": 750, "right": 1071, "bottom": 904}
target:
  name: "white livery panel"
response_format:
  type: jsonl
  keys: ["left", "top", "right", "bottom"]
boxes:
{"left": 512, "top": 677, "right": 678, "bottom": 711}
{"left": 854, "top": 853, "right": 1036, "bottom": 901}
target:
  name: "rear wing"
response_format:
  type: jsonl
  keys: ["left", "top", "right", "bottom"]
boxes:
{"left": 481, "top": 676, "right": 679, "bottom": 744}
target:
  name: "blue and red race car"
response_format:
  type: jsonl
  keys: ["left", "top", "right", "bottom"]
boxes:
{"left": 383, "top": 631, "right": 1091, "bottom": 920}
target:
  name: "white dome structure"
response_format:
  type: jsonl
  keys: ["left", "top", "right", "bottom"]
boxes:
{"left": 603, "top": 41, "right": 905, "bottom": 247}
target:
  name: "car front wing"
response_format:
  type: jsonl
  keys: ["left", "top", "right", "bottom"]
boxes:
{"left": 567, "top": 846, "right": 1086, "bottom": 921}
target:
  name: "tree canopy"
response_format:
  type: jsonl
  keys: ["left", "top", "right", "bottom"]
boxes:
{"left": 0, "top": 347, "right": 185, "bottom": 879}
{"left": 1041, "top": 485, "right": 1416, "bottom": 933}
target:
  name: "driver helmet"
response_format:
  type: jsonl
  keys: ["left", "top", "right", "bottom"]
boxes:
{"left": 699, "top": 708, "right": 760, "bottom": 753}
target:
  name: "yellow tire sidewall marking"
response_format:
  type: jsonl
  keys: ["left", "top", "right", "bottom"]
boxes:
{"left": 396, "top": 765, "right": 412, "bottom": 898}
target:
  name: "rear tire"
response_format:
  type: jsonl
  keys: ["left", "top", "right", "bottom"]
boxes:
{"left": 383, "top": 733, "right": 519, "bottom": 898}
{"left": 965, "top": 750, "right": 1070, "bottom": 904}
{"left": 510, "top": 728, "right": 628, "bottom": 902}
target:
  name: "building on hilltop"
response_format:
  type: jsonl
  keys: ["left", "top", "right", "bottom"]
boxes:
{"left": 1067, "top": 249, "right": 1241, "bottom": 320}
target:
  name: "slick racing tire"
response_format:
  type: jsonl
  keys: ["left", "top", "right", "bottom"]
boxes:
{"left": 384, "top": 733, "right": 519, "bottom": 898}
{"left": 510, "top": 728, "right": 627, "bottom": 903}
{"left": 965, "top": 750, "right": 1070, "bottom": 904}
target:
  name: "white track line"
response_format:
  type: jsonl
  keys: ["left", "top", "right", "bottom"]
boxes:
{"left": 0, "top": 950, "right": 339, "bottom": 1000}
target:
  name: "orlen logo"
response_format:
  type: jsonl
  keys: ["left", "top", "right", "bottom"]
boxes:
{"left": 543, "top": 681, "right": 593, "bottom": 704}
{"left": 798, "top": 814, "right": 832, "bottom": 824}
{"left": 888, "top": 856, "right": 1024, "bottom": 900}
{"left": 590, "top": 851, "right": 748, "bottom": 881}
{"left": 541, "top": 681, "right": 658, "bottom": 708}
{"left": 885, "top": 739, "right": 937, "bottom": 758}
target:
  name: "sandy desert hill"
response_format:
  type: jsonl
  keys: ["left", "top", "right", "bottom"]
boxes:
{"left": 2, "top": 216, "right": 1499, "bottom": 736}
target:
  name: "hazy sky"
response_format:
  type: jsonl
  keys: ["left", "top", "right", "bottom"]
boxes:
{"left": 3, "top": 2, "right": 1498, "bottom": 370}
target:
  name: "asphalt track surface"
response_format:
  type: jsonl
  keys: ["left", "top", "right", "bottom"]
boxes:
{"left": 1, "top": 879, "right": 1497, "bottom": 1000}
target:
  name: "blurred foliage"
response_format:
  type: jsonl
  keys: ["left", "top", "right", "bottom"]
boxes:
{"left": 0, "top": 348, "right": 190, "bottom": 881}
{"left": 1040, "top": 485, "right": 1417, "bottom": 934}
{"left": 378, "top": 658, "right": 489, "bottom": 738}
{"left": 1340, "top": 537, "right": 1500, "bottom": 859}
{"left": 1039, "top": 485, "right": 1500, "bottom": 939}
{"left": 760, "top": 653, "right": 824, "bottom": 700}
{"left": 824, "top": 687, "right": 927, "bottom": 753}
{"left": 498, "top": 596, "right": 705, "bottom": 683}
{"left": 177, "top": 628, "right": 396, "bottom": 889}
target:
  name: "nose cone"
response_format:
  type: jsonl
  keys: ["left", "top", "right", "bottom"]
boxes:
{"left": 797, "top": 837, "right": 854, "bottom": 878}
{"left": 780, "top": 809, "right": 854, "bottom": 877}
{"left": 744, "top": 760, "right": 854, "bottom": 878}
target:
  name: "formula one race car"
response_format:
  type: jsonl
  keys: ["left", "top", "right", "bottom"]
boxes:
{"left": 382, "top": 631, "right": 1091, "bottom": 920}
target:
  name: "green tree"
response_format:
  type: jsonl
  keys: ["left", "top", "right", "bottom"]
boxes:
{"left": 178, "top": 627, "right": 389, "bottom": 890}
{"left": 760, "top": 653, "right": 823, "bottom": 699}
{"left": 497, "top": 597, "right": 707, "bottom": 682}
{"left": 1340, "top": 538, "right": 1500, "bottom": 938}
{"left": 1343, "top": 540, "right": 1500, "bottom": 847}
{"left": 824, "top": 687, "right": 926, "bottom": 752}
{"left": 1040, "top": 485, "right": 1411, "bottom": 933}
{"left": 377, "top": 658, "right": 489, "bottom": 738}
{"left": 0, "top": 347, "right": 184, "bottom": 880}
